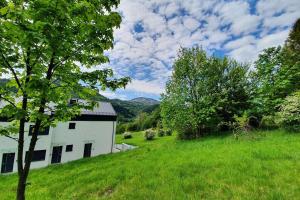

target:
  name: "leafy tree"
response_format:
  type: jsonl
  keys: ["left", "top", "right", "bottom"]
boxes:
{"left": 161, "top": 47, "right": 249, "bottom": 139}
{"left": 250, "top": 18, "right": 300, "bottom": 117}
{"left": 0, "top": 1, "right": 129, "bottom": 200}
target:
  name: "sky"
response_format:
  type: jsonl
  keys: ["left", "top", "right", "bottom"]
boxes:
{"left": 99, "top": 0, "right": 300, "bottom": 100}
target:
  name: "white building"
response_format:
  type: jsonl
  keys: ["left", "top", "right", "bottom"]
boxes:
{"left": 0, "top": 101, "right": 117, "bottom": 174}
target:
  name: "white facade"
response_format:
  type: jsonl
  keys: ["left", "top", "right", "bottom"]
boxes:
{"left": 0, "top": 102, "right": 117, "bottom": 174}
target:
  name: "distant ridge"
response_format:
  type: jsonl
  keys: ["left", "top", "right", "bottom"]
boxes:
{"left": 129, "top": 97, "right": 159, "bottom": 105}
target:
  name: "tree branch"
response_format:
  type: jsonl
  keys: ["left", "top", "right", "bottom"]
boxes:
{"left": 2, "top": 133, "right": 19, "bottom": 142}
{"left": 0, "top": 53, "right": 24, "bottom": 94}
{"left": 0, "top": 95, "right": 17, "bottom": 108}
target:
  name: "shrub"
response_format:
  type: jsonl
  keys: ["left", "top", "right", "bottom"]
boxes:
{"left": 145, "top": 129, "right": 156, "bottom": 140}
{"left": 157, "top": 129, "right": 165, "bottom": 137}
{"left": 126, "top": 122, "right": 138, "bottom": 132}
{"left": 116, "top": 123, "right": 126, "bottom": 134}
{"left": 277, "top": 91, "right": 300, "bottom": 131}
{"left": 234, "top": 113, "right": 259, "bottom": 132}
{"left": 164, "top": 129, "right": 172, "bottom": 136}
{"left": 123, "top": 132, "right": 132, "bottom": 139}
{"left": 260, "top": 115, "right": 278, "bottom": 130}
{"left": 177, "top": 126, "right": 198, "bottom": 140}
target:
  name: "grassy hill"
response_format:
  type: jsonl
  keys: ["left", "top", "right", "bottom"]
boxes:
{"left": 0, "top": 130, "right": 300, "bottom": 199}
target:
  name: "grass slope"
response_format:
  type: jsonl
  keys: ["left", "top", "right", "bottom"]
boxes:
{"left": 0, "top": 130, "right": 300, "bottom": 199}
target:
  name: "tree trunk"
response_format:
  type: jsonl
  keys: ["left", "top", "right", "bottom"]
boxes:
{"left": 16, "top": 175, "right": 26, "bottom": 200}
{"left": 16, "top": 56, "right": 31, "bottom": 200}
{"left": 16, "top": 96, "right": 27, "bottom": 200}
{"left": 16, "top": 52, "right": 54, "bottom": 200}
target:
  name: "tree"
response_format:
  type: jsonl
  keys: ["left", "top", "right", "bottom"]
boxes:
{"left": 0, "top": 1, "right": 129, "bottom": 200}
{"left": 250, "top": 18, "right": 300, "bottom": 117}
{"left": 161, "top": 47, "right": 249, "bottom": 139}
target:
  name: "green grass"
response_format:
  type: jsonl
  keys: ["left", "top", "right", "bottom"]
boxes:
{"left": 1, "top": 130, "right": 300, "bottom": 200}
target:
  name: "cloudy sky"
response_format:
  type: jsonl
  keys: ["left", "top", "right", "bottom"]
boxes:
{"left": 99, "top": 0, "right": 300, "bottom": 100}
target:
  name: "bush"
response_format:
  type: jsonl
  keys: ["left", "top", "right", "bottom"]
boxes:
{"left": 260, "top": 115, "right": 278, "bottom": 130}
{"left": 157, "top": 129, "right": 165, "bottom": 137}
{"left": 145, "top": 129, "right": 156, "bottom": 140}
{"left": 126, "top": 122, "right": 138, "bottom": 132}
{"left": 234, "top": 113, "right": 259, "bottom": 132}
{"left": 277, "top": 91, "right": 300, "bottom": 131}
{"left": 123, "top": 132, "right": 132, "bottom": 139}
{"left": 116, "top": 123, "right": 126, "bottom": 134}
{"left": 177, "top": 126, "right": 199, "bottom": 140}
{"left": 164, "top": 129, "right": 172, "bottom": 136}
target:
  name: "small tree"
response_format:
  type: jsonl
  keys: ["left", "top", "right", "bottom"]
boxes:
{"left": 0, "top": 1, "right": 129, "bottom": 200}
{"left": 161, "top": 47, "right": 249, "bottom": 139}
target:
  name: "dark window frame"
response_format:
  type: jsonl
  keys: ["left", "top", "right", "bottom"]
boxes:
{"left": 29, "top": 125, "right": 49, "bottom": 136}
{"left": 69, "top": 123, "right": 76, "bottom": 129}
{"left": 69, "top": 99, "right": 77, "bottom": 105}
{"left": 1, "top": 153, "right": 15, "bottom": 173}
{"left": 25, "top": 150, "right": 46, "bottom": 162}
{"left": 66, "top": 145, "right": 73, "bottom": 152}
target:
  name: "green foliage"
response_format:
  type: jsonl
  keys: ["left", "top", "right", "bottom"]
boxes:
{"left": 111, "top": 99, "right": 157, "bottom": 123}
{"left": 260, "top": 115, "right": 279, "bottom": 130}
{"left": 277, "top": 91, "right": 300, "bottom": 131}
{"left": 116, "top": 123, "right": 127, "bottom": 134}
{"left": 124, "top": 122, "right": 138, "bottom": 132}
{"left": 234, "top": 113, "right": 250, "bottom": 131}
{"left": 123, "top": 132, "right": 132, "bottom": 139}
{"left": 250, "top": 18, "right": 300, "bottom": 117}
{"left": 164, "top": 129, "right": 172, "bottom": 136}
{"left": 116, "top": 106, "right": 161, "bottom": 134}
{"left": 0, "top": 0, "right": 129, "bottom": 129}
{"left": 161, "top": 47, "right": 250, "bottom": 139}
{"left": 144, "top": 129, "right": 156, "bottom": 140}
{"left": 157, "top": 129, "right": 165, "bottom": 137}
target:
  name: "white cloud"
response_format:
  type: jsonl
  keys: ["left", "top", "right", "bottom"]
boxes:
{"left": 229, "top": 45, "right": 257, "bottom": 62}
{"left": 103, "top": 0, "right": 300, "bottom": 99}
{"left": 183, "top": 17, "right": 199, "bottom": 32}
{"left": 257, "top": 29, "right": 290, "bottom": 50}
{"left": 100, "top": 90, "right": 127, "bottom": 100}
{"left": 224, "top": 35, "right": 256, "bottom": 50}
{"left": 125, "top": 79, "right": 165, "bottom": 95}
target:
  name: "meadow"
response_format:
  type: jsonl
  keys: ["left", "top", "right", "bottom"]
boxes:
{"left": 0, "top": 130, "right": 300, "bottom": 200}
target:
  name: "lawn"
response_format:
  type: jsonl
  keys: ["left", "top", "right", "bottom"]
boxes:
{"left": 0, "top": 130, "right": 300, "bottom": 200}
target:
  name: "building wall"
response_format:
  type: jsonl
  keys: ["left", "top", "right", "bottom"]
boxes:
{"left": 0, "top": 120, "right": 116, "bottom": 174}
{"left": 51, "top": 121, "right": 116, "bottom": 164}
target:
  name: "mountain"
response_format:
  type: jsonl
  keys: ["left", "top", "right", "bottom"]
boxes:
{"left": 129, "top": 97, "right": 159, "bottom": 105}
{"left": 92, "top": 93, "right": 159, "bottom": 122}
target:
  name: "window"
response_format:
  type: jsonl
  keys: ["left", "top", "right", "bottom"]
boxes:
{"left": 29, "top": 125, "right": 49, "bottom": 136}
{"left": 66, "top": 145, "right": 73, "bottom": 152}
{"left": 25, "top": 150, "right": 46, "bottom": 162}
{"left": 69, "top": 123, "right": 76, "bottom": 129}
{"left": 1, "top": 153, "right": 15, "bottom": 173}
{"left": 69, "top": 99, "right": 77, "bottom": 105}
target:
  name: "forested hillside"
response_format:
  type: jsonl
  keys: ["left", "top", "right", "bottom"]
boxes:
{"left": 91, "top": 92, "right": 160, "bottom": 123}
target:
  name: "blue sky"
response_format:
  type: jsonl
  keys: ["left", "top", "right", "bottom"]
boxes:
{"left": 99, "top": 0, "right": 300, "bottom": 100}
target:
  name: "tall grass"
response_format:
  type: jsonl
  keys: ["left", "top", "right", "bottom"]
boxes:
{"left": 0, "top": 130, "right": 299, "bottom": 200}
